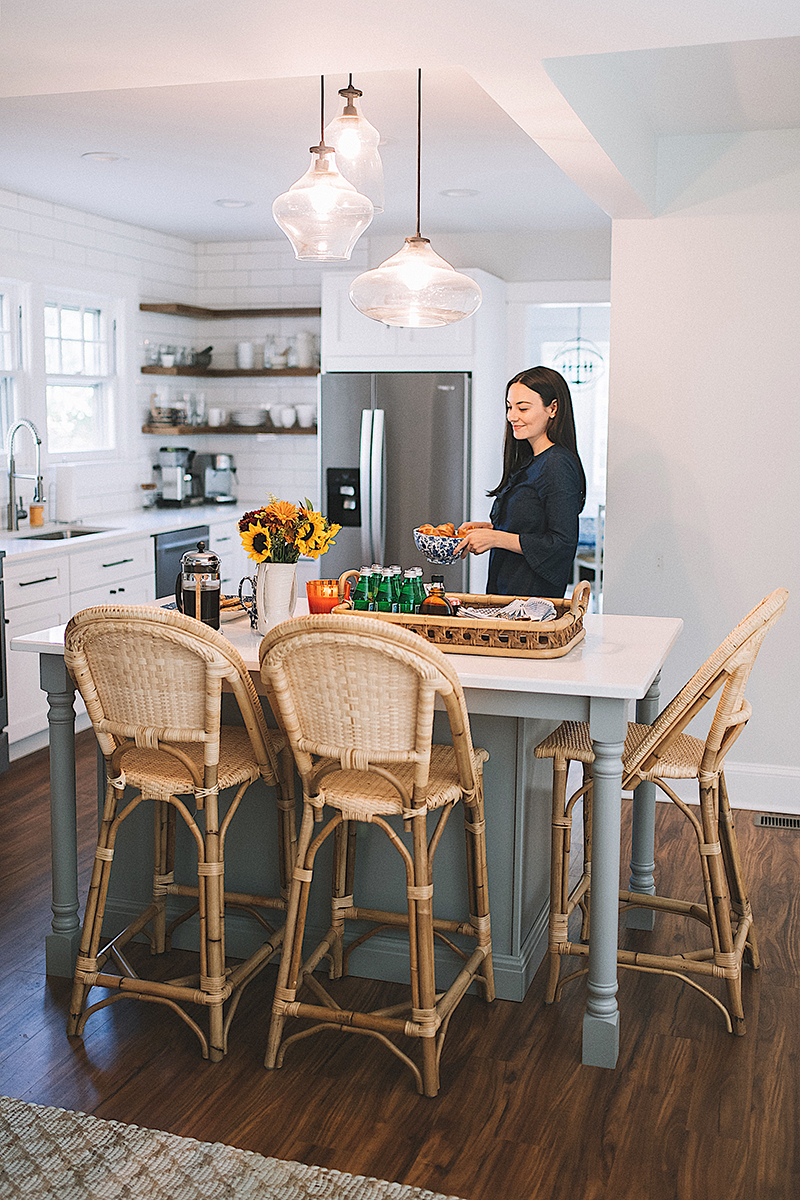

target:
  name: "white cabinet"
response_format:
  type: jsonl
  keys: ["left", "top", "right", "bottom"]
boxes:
{"left": 70, "top": 575, "right": 153, "bottom": 610}
{"left": 5, "top": 559, "right": 72, "bottom": 744}
{"left": 208, "top": 517, "right": 249, "bottom": 592}
{"left": 67, "top": 537, "right": 153, "bottom": 595}
{"left": 321, "top": 270, "right": 488, "bottom": 372}
{"left": 5, "top": 534, "right": 156, "bottom": 750}
{"left": 67, "top": 535, "right": 155, "bottom": 615}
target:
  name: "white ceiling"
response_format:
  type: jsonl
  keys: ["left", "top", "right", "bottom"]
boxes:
{"left": 0, "top": 2, "right": 798, "bottom": 242}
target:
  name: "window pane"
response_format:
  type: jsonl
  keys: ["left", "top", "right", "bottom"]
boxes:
{"left": 44, "top": 303, "right": 59, "bottom": 337}
{"left": 46, "top": 384, "right": 102, "bottom": 453}
{"left": 60, "top": 307, "right": 83, "bottom": 340}
{"left": 0, "top": 376, "right": 14, "bottom": 447}
{"left": 44, "top": 337, "right": 61, "bottom": 374}
{"left": 84, "top": 343, "right": 101, "bottom": 374}
{"left": 60, "top": 340, "right": 84, "bottom": 374}
{"left": 83, "top": 309, "right": 101, "bottom": 340}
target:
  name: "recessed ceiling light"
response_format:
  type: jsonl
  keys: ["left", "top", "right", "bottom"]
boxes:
{"left": 214, "top": 198, "right": 254, "bottom": 208}
{"left": 440, "top": 188, "right": 479, "bottom": 198}
{"left": 81, "top": 151, "right": 126, "bottom": 162}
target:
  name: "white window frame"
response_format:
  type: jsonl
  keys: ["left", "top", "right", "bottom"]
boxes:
{"left": 0, "top": 278, "right": 26, "bottom": 450}
{"left": 43, "top": 289, "right": 119, "bottom": 460}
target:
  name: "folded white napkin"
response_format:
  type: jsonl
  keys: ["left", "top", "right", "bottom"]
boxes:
{"left": 459, "top": 597, "right": 558, "bottom": 622}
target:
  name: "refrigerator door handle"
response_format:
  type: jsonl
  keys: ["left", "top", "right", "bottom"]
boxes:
{"left": 359, "top": 409, "right": 373, "bottom": 565}
{"left": 371, "top": 408, "right": 386, "bottom": 565}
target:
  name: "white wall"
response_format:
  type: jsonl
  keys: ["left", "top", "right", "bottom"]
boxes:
{"left": 606, "top": 175, "right": 800, "bottom": 810}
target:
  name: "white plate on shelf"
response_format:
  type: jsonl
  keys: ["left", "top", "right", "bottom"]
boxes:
{"left": 230, "top": 410, "right": 264, "bottom": 426}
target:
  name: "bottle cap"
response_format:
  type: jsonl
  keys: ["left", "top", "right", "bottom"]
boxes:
{"left": 431, "top": 574, "right": 444, "bottom": 583}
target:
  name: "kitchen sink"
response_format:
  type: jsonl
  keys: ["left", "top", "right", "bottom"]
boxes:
{"left": 6, "top": 526, "right": 113, "bottom": 540}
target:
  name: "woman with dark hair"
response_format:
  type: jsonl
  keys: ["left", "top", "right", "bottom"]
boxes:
{"left": 457, "top": 366, "right": 586, "bottom": 597}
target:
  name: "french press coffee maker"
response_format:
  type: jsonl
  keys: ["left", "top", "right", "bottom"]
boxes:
{"left": 175, "top": 541, "right": 221, "bottom": 629}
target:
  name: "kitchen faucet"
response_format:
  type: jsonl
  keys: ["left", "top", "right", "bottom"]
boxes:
{"left": 6, "top": 418, "right": 45, "bottom": 531}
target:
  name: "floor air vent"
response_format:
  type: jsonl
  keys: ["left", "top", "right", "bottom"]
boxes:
{"left": 754, "top": 813, "right": 800, "bottom": 830}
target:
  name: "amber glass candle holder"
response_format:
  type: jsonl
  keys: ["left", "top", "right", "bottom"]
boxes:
{"left": 306, "top": 579, "right": 347, "bottom": 614}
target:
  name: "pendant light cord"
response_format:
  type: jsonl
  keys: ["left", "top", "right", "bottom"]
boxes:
{"left": 416, "top": 68, "right": 422, "bottom": 237}
{"left": 320, "top": 74, "right": 325, "bottom": 147}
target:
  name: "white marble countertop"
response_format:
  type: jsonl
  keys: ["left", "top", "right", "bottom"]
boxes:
{"left": 0, "top": 502, "right": 257, "bottom": 565}
{"left": 12, "top": 604, "right": 683, "bottom": 704}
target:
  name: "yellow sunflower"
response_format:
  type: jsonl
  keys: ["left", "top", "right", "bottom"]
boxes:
{"left": 240, "top": 520, "right": 272, "bottom": 563}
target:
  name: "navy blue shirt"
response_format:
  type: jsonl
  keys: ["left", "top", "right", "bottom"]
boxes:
{"left": 487, "top": 444, "right": 583, "bottom": 598}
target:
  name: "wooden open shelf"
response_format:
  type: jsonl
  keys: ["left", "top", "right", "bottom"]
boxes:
{"left": 142, "top": 423, "right": 317, "bottom": 436}
{"left": 141, "top": 365, "right": 319, "bottom": 378}
{"left": 139, "top": 303, "right": 321, "bottom": 319}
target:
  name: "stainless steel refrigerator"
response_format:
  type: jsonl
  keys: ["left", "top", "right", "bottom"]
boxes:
{"left": 320, "top": 372, "right": 471, "bottom": 592}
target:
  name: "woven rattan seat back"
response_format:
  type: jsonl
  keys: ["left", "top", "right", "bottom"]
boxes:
{"left": 258, "top": 613, "right": 494, "bottom": 1096}
{"left": 622, "top": 588, "right": 788, "bottom": 789}
{"left": 63, "top": 604, "right": 294, "bottom": 1062}
{"left": 66, "top": 604, "right": 279, "bottom": 781}
{"left": 532, "top": 586, "right": 788, "bottom": 1035}
{"left": 259, "top": 614, "right": 479, "bottom": 795}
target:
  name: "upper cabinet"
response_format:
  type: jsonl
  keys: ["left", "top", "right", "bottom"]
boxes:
{"left": 321, "top": 270, "right": 498, "bottom": 372}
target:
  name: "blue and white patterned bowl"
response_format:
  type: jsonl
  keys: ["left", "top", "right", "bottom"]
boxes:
{"left": 413, "top": 528, "right": 462, "bottom": 566}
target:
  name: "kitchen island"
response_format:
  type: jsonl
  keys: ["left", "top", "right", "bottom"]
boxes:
{"left": 12, "top": 606, "right": 682, "bottom": 1068}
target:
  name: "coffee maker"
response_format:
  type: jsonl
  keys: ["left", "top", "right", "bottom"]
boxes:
{"left": 193, "top": 453, "right": 237, "bottom": 504}
{"left": 155, "top": 446, "right": 203, "bottom": 507}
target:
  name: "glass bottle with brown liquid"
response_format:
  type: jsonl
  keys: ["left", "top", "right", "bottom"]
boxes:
{"left": 419, "top": 574, "right": 454, "bottom": 616}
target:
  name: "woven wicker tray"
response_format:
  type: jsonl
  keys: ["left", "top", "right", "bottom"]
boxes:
{"left": 331, "top": 579, "right": 591, "bottom": 658}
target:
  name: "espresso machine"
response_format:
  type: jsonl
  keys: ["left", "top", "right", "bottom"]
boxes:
{"left": 154, "top": 446, "right": 203, "bottom": 507}
{"left": 193, "top": 453, "right": 237, "bottom": 504}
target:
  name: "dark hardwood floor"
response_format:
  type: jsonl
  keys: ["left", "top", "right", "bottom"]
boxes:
{"left": 1, "top": 731, "right": 798, "bottom": 1199}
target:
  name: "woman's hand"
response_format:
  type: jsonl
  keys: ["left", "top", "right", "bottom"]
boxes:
{"left": 456, "top": 526, "right": 522, "bottom": 558}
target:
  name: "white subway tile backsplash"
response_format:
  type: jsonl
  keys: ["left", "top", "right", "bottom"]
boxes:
{"left": 28, "top": 214, "right": 67, "bottom": 241}
{"left": 84, "top": 248, "right": 119, "bottom": 273}
{"left": 248, "top": 269, "right": 293, "bottom": 287}
{"left": 1, "top": 207, "right": 32, "bottom": 233}
{"left": 52, "top": 203, "right": 88, "bottom": 226}
{"left": 54, "top": 241, "right": 88, "bottom": 265}
{"left": 17, "top": 194, "right": 54, "bottom": 217}
{"left": 18, "top": 232, "right": 55, "bottom": 258}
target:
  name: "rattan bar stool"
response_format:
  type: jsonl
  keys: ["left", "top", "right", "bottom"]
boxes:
{"left": 534, "top": 588, "right": 788, "bottom": 1035}
{"left": 259, "top": 614, "right": 495, "bottom": 1096}
{"left": 64, "top": 604, "right": 297, "bottom": 1061}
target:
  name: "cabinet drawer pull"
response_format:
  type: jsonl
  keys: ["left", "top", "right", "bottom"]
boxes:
{"left": 19, "top": 575, "right": 58, "bottom": 587}
{"left": 102, "top": 557, "right": 134, "bottom": 568}
{"left": 215, "top": 535, "right": 231, "bottom": 542}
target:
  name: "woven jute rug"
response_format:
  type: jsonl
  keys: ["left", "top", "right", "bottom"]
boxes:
{"left": 0, "top": 1095, "right": 466, "bottom": 1200}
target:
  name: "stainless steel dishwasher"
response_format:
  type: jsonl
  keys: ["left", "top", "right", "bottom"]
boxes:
{"left": 153, "top": 525, "right": 210, "bottom": 600}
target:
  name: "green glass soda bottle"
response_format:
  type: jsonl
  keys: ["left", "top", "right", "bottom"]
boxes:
{"left": 352, "top": 566, "right": 374, "bottom": 611}
{"left": 411, "top": 568, "right": 426, "bottom": 612}
{"left": 389, "top": 566, "right": 402, "bottom": 607}
{"left": 375, "top": 567, "right": 396, "bottom": 612}
{"left": 370, "top": 564, "right": 382, "bottom": 604}
{"left": 399, "top": 570, "right": 417, "bottom": 614}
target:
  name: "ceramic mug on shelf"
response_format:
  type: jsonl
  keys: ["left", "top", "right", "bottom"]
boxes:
{"left": 277, "top": 406, "right": 296, "bottom": 428}
{"left": 207, "top": 408, "right": 227, "bottom": 427}
{"left": 236, "top": 342, "right": 255, "bottom": 369}
{"left": 295, "top": 404, "right": 316, "bottom": 428}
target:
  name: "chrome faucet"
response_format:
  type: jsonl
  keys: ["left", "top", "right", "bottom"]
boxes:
{"left": 6, "top": 418, "right": 45, "bottom": 531}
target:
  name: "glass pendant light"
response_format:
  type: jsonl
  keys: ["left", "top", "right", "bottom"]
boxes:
{"left": 324, "top": 75, "right": 385, "bottom": 213}
{"left": 349, "top": 69, "right": 481, "bottom": 328}
{"left": 273, "top": 76, "right": 374, "bottom": 261}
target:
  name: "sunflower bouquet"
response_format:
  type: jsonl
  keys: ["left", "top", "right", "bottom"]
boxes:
{"left": 238, "top": 496, "right": 341, "bottom": 563}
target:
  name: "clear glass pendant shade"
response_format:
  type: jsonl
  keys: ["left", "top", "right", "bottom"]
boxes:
{"left": 349, "top": 236, "right": 482, "bottom": 327}
{"left": 272, "top": 144, "right": 374, "bottom": 261}
{"left": 324, "top": 95, "right": 384, "bottom": 213}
